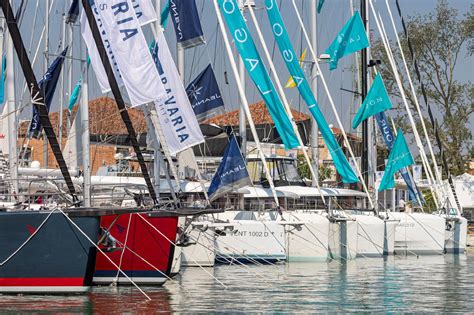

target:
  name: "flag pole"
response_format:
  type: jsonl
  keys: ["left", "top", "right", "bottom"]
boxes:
{"left": 310, "top": 0, "right": 320, "bottom": 188}
{"left": 238, "top": 0, "right": 247, "bottom": 154}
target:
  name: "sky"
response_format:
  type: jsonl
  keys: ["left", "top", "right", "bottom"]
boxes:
{"left": 3, "top": 0, "right": 473, "bottom": 152}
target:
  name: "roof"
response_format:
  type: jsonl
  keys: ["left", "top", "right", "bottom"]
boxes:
{"left": 19, "top": 97, "right": 148, "bottom": 137}
{"left": 276, "top": 186, "right": 367, "bottom": 198}
{"left": 202, "top": 101, "right": 310, "bottom": 126}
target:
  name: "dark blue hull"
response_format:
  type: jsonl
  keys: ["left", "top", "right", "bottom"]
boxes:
{"left": 0, "top": 211, "right": 100, "bottom": 293}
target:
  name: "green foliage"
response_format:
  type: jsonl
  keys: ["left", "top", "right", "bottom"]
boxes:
{"left": 296, "top": 155, "right": 333, "bottom": 184}
{"left": 372, "top": 0, "right": 473, "bottom": 176}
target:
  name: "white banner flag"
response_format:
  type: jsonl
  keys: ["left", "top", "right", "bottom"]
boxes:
{"left": 132, "top": 0, "right": 158, "bottom": 26}
{"left": 80, "top": 7, "right": 124, "bottom": 93}
{"left": 152, "top": 32, "right": 204, "bottom": 155}
{"left": 412, "top": 165, "right": 422, "bottom": 183}
{"left": 81, "top": 0, "right": 164, "bottom": 106}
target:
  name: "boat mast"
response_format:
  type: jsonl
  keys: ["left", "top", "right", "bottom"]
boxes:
{"left": 43, "top": 0, "right": 50, "bottom": 167}
{"left": 80, "top": 0, "right": 157, "bottom": 202}
{"left": 361, "top": 0, "right": 369, "bottom": 189}
{"left": 238, "top": 0, "right": 247, "bottom": 154}
{"left": 79, "top": 21, "right": 91, "bottom": 207}
{"left": 0, "top": 0, "right": 77, "bottom": 197}
{"left": 5, "top": 20, "right": 18, "bottom": 195}
{"left": 310, "top": 0, "right": 319, "bottom": 188}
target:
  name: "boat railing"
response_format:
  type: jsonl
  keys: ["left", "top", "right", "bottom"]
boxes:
{"left": 0, "top": 177, "right": 76, "bottom": 209}
{"left": 90, "top": 183, "right": 155, "bottom": 208}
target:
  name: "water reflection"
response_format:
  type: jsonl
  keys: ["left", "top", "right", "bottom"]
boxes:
{"left": 0, "top": 255, "right": 471, "bottom": 313}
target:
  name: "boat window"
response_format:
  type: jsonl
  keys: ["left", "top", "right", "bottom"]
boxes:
{"left": 234, "top": 211, "right": 256, "bottom": 220}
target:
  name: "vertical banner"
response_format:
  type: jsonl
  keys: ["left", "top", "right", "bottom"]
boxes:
{"left": 265, "top": 0, "right": 358, "bottom": 183}
{"left": 90, "top": 0, "right": 165, "bottom": 107}
{"left": 186, "top": 64, "right": 225, "bottom": 121}
{"left": 30, "top": 48, "right": 68, "bottom": 137}
{"left": 151, "top": 33, "right": 205, "bottom": 155}
{"left": 218, "top": 0, "right": 299, "bottom": 149}
{"left": 170, "top": 0, "right": 205, "bottom": 49}
{"left": 81, "top": 0, "right": 158, "bottom": 95}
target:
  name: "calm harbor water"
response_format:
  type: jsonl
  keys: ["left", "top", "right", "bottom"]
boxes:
{"left": 1, "top": 254, "right": 473, "bottom": 313}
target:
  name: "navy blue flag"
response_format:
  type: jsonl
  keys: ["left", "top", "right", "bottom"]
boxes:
{"left": 170, "top": 0, "right": 205, "bottom": 49}
{"left": 208, "top": 133, "right": 251, "bottom": 200}
{"left": 375, "top": 112, "right": 423, "bottom": 204}
{"left": 66, "top": 0, "right": 79, "bottom": 24}
{"left": 186, "top": 64, "right": 224, "bottom": 122}
{"left": 29, "top": 47, "right": 68, "bottom": 138}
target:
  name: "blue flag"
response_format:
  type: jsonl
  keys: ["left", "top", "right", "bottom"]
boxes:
{"left": 186, "top": 64, "right": 224, "bottom": 122}
{"left": 265, "top": 0, "right": 358, "bottom": 183}
{"left": 170, "top": 0, "right": 205, "bottom": 49}
{"left": 0, "top": 54, "right": 5, "bottom": 105}
{"left": 66, "top": 0, "right": 79, "bottom": 24}
{"left": 324, "top": 11, "right": 369, "bottom": 70}
{"left": 208, "top": 133, "right": 251, "bottom": 200}
{"left": 29, "top": 47, "right": 68, "bottom": 137}
{"left": 375, "top": 112, "right": 422, "bottom": 203}
{"left": 352, "top": 73, "right": 392, "bottom": 129}
{"left": 379, "top": 128, "right": 415, "bottom": 191}
{"left": 68, "top": 79, "right": 82, "bottom": 111}
{"left": 218, "top": 0, "right": 299, "bottom": 149}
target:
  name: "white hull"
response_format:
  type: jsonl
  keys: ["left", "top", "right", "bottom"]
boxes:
{"left": 389, "top": 212, "right": 445, "bottom": 255}
{"left": 328, "top": 219, "right": 358, "bottom": 260}
{"left": 214, "top": 212, "right": 286, "bottom": 264}
{"left": 182, "top": 227, "right": 216, "bottom": 267}
{"left": 280, "top": 212, "right": 329, "bottom": 261}
{"left": 353, "top": 215, "right": 386, "bottom": 257}
{"left": 383, "top": 219, "right": 398, "bottom": 255}
{"left": 443, "top": 215, "right": 467, "bottom": 254}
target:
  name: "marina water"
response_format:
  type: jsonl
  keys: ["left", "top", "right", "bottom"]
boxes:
{"left": 1, "top": 254, "right": 472, "bottom": 313}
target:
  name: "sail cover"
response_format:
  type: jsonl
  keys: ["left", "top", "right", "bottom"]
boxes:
{"left": 265, "top": 0, "right": 359, "bottom": 183}
{"left": 186, "top": 64, "right": 225, "bottom": 122}
{"left": 208, "top": 133, "right": 251, "bottom": 200}
{"left": 218, "top": 0, "right": 299, "bottom": 150}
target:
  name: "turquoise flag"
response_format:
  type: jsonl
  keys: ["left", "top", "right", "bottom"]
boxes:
{"left": 161, "top": 0, "right": 170, "bottom": 27}
{"left": 265, "top": 0, "right": 358, "bottom": 183}
{"left": 68, "top": 79, "right": 82, "bottom": 111}
{"left": 317, "top": 0, "right": 325, "bottom": 13}
{"left": 324, "top": 11, "right": 369, "bottom": 70}
{"left": 352, "top": 73, "right": 392, "bottom": 129}
{"left": 379, "top": 129, "right": 414, "bottom": 191}
{"left": 218, "top": 0, "right": 299, "bottom": 149}
{"left": 0, "top": 54, "right": 5, "bottom": 104}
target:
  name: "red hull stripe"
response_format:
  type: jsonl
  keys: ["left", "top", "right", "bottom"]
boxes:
{"left": 0, "top": 278, "right": 84, "bottom": 286}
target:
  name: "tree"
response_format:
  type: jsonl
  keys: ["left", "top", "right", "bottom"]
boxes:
{"left": 372, "top": 0, "right": 473, "bottom": 176}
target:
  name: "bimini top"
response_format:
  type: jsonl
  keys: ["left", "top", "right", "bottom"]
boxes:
{"left": 238, "top": 186, "right": 299, "bottom": 199}
{"left": 275, "top": 186, "right": 367, "bottom": 198}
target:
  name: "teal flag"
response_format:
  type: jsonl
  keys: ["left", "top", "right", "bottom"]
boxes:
{"left": 324, "top": 11, "right": 369, "bottom": 70}
{"left": 68, "top": 79, "right": 82, "bottom": 111}
{"left": 352, "top": 73, "right": 392, "bottom": 129}
{"left": 379, "top": 129, "right": 414, "bottom": 191}
{"left": 265, "top": 0, "right": 358, "bottom": 183}
{"left": 0, "top": 54, "right": 5, "bottom": 104}
{"left": 161, "top": 0, "right": 170, "bottom": 27}
{"left": 317, "top": 0, "right": 325, "bottom": 13}
{"left": 218, "top": 0, "right": 299, "bottom": 149}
